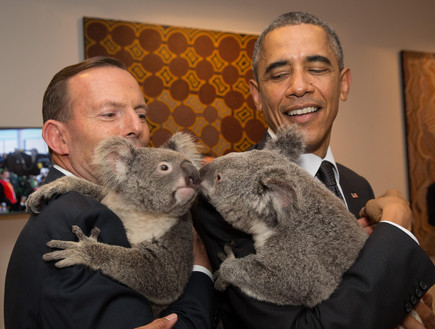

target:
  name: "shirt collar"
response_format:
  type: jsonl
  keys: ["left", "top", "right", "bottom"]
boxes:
{"left": 53, "top": 164, "right": 75, "bottom": 177}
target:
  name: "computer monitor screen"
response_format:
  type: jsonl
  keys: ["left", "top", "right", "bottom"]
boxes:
{"left": 0, "top": 128, "right": 51, "bottom": 213}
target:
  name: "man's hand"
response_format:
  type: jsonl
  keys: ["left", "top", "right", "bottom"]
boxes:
{"left": 417, "top": 293, "right": 435, "bottom": 328}
{"left": 397, "top": 293, "right": 435, "bottom": 329}
{"left": 193, "top": 227, "right": 212, "bottom": 271}
{"left": 359, "top": 189, "right": 413, "bottom": 231}
{"left": 135, "top": 314, "right": 178, "bottom": 329}
{"left": 357, "top": 217, "right": 376, "bottom": 235}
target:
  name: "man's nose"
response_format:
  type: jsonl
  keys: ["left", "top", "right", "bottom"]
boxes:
{"left": 286, "top": 70, "right": 314, "bottom": 97}
{"left": 124, "top": 110, "right": 143, "bottom": 138}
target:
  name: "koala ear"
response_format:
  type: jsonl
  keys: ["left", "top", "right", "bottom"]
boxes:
{"left": 265, "top": 125, "right": 305, "bottom": 162}
{"left": 162, "top": 131, "right": 202, "bottom": 168}
{"left": 259, "top": 167, "right": 297, "bottom": 220}
{"left": 93, "top": 136, "right": 136, "bottom": 189}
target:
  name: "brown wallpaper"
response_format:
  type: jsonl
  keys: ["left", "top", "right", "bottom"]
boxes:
{"left": 83, "top": 17, "right": 267, "bottom": 156}
{"left": 401, "top": 50, "right": 435, "bottom": 255}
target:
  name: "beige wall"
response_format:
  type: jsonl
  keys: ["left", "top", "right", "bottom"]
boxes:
{"left": 1, "top": 0, "right": 435, "bottom": 327}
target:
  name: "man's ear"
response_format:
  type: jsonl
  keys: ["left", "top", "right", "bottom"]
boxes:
{"left": 249, "top": 79, "right": 263, "bottom": 112}
{"left": 42, "top": 120, "right": 69, "bottom": 155}
{"left": 339, "top": 68, "right": 351, "bottom": 102}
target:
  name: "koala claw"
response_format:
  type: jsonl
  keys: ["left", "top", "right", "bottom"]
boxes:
{"left": 25, "top": 193, "right": 42, "bottom": 216}
{"left": 217, "top": 251, "right": 226, "bottom": 262}
{"left": 223, "top": 243, "right": 235, "bottom": 260}
{"left": 71, "top": 225, "right": 100, "bottom": 242}
{"left": 213, "top": 270, "right": 230, "bottom": 291}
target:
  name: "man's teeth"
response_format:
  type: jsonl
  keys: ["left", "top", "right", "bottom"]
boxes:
{"left": 286, "top": 107, "right": 318, "bottom": 116}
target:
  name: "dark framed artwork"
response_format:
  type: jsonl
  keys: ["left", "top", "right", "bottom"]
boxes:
{"left": 401, "top": 50, "right": 435, "bottom": 255}
{"left": 83, "top": 17, "right": 267, "bottom": 156}
{"left": 0, "top": 128, "right": 51, "bottom": 214}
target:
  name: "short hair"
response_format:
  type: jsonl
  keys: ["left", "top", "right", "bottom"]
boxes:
{"left": 42, "top": 56, "right": 127, "bottom": 123}
{"left": 252, "top": 11, "right": 344, "bottom": 81}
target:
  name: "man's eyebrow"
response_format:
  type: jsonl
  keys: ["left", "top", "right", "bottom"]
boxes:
{"left": 306, "top": 55, "right": 332, "bottom": 66}
{"left": 135, "top": 103, "right": 148, "bottom": 111}
{"left": 99, "top": 100, "right": 124, "bottom": 108}
{"left": 264, "top": 60, "right": 289, "bottom": 75}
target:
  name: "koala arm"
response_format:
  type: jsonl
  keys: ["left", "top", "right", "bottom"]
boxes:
{"left": 44, "top": 218, "right": 193, "bottom": 306}
{"left": 26, "top": 176, "right": 104, "bottom": 215}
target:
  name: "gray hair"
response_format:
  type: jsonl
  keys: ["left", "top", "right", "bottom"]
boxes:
{"left": 252, "top": 12, "right": 344, "bottom": 81}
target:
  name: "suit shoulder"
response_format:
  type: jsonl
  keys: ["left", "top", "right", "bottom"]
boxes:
{"left": 40, "top": 190, "right": 107, "bottom": 215}
{"left": 336, "top": 163, "right": 375, "bottom": 206}
{"left": 29, "top": 191, "right": 129, "bottom": 246}
{"left": 337, "top": 163, "right": 371, "bottom": 186}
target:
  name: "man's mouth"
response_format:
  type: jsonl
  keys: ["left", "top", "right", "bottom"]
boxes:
{"left": 285, "top": 106, "right": 319, "bottom": 116}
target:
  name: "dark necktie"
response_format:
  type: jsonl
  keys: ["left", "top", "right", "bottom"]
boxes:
{"left": 316, "top": 161, "right": 344, "bottom": 202}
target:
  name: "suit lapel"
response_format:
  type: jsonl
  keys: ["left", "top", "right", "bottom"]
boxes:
{"left": 43, "top": 167, "right": 65, "bottom": 185}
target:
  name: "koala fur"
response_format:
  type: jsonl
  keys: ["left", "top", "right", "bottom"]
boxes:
{"left": 26, "top": 132, "right": 201, "bottom": 313}
{"left": 200, "top": 126, "right": 369, "bottom": 307}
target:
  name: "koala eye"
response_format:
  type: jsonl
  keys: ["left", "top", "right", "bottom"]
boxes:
{"left": 158, "top": 162, "right": 171, "bottom": 172}
{"left": 216, "top": 174, "right": 222, "bottom": 182}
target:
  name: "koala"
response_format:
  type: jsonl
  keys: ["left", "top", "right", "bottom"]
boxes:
{"left": 26, "top": 132, "right": 201, "bottom": 314}
{"left": 200, "top": 125, "right": 370, "bottom": 307}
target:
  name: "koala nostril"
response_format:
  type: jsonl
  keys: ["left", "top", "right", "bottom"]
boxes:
{"left": 181, "top": 160, "right": 200, "bottom": 185}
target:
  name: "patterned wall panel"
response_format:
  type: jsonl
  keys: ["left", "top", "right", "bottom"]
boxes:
{"left": 401, "top": 50, "right": 435, "bottom": 255}
{"left": 83, "top": 17, "right": 267, "bottom": 156}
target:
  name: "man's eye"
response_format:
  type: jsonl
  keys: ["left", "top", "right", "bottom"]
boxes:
{"left": 308, "top": 68, "right": 329, "bottom": 74}
{"left": 102, "top": 112, "right": 116, "bottom": 118}
{"left": 271, "top": 73, "right": 288, "bottom": 80}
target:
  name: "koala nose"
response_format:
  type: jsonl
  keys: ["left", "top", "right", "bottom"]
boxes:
{"left": 199, "top": 163, "right": 210, "bottom": 181}
{"left": 181, "top": 160, "right": 200, "bottom": 186}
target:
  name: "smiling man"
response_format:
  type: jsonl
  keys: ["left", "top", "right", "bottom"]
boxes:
{"left": 249, "top": 21, "right": 349, "bottom": 158}
{"left": 192, "top": 11, "right": 435, "bottom": 329}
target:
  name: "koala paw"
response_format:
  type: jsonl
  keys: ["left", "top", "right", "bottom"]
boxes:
{"left": 43, "top": 225, "right": 101, "bottom": 268}
{"left": 213, "top": 269, "right": 230, "bottom": 291}
{"left": 217, "top": 243, "right": 236, "bottom": 263}
{"left": 25, "top": 185, "right": 53, "bottom": 215}
{"left": 223, "top": 243, "right": 235, "bottom": 260}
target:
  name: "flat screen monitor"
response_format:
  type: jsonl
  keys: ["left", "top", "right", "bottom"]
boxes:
{"left": 0, "top": 128, "right": 51, "bottom": 214}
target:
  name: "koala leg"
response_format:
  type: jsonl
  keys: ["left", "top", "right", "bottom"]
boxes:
{"left": 215, "top": 254, "right": 276, "bottom": 301}
{"left": 44, "top": 221, "right": 193, "bottom": 307}
{"left": 43, "top": 225, "right": 101, "bottom": 267}
{"left": 216, "top": 254, "right": 332, "bottom": 306}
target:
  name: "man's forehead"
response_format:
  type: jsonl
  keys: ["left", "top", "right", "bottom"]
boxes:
{"left": 260, "top": 25, "right": 338, "bottom": 68}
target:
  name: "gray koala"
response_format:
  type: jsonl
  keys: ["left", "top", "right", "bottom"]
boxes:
{"left": 200, "top": 125, "right": 370, "bottom": 307}
{"left": 26, "top": 132, "right": 202, "bottom": 314}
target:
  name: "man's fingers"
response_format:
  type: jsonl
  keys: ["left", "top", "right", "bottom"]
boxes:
{"left": 423, "top": 292, "right": 433, "bottom": 308}
{"left": 400, "top": 313, "right": 426, "bottom": 329}
{"left": 135, "top": 314, "right": 178, "bottom": 329}
{"left": 357, "top": 217, "right": 375, "bottom": 235}
{"left": 416, "top": 293, "right": 435, "bottom": 328}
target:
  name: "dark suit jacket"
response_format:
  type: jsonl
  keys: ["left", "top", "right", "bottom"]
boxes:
{"left": 4, "top": 167, "right": 215, "bottom": 329}
{"left": 192, "top": 134, "right": 435, "bottom": 329}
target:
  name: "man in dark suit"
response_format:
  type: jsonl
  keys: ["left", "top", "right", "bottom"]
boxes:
{"left": 4, "top": 57, "right": 215, "bottom": 329}
{"left": 192, "top": 11, "right": 435, "bottom": 329}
